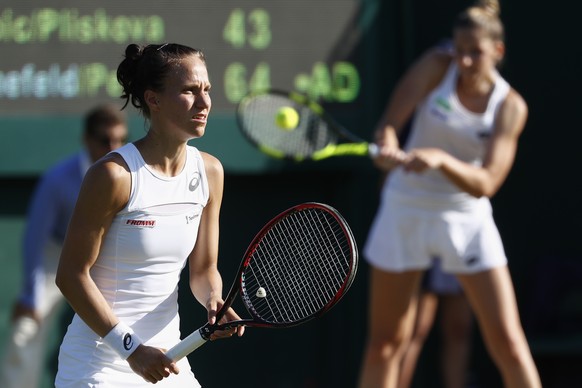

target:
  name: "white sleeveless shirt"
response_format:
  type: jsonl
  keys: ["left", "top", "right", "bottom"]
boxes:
{"left": 57, "top": 143, "right": 207, "bottom": 387}
{"left": 94, "top": 143, "right": 208, "bottom": 337}
{"left": 385, "top": 62, "right": 510, "bottom": 209}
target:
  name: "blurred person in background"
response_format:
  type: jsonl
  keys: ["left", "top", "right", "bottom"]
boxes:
{"left": 358, "top": 0, "right": 541, "bottom": 387}
{"left": 0, "top": 104, "right": 128, "bottom": 388}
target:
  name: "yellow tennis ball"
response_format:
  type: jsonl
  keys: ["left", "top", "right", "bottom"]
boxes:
{"left": 275, "top": 106, "right": 299, "bottom": 131}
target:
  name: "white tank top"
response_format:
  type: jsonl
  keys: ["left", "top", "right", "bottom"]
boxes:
{"left": 57, "top": 144, "right": 207, "bottom": 386}
{"left": 385, "top": 62, "right": 510, "bottom": 209}
{"left": 91, "top": 143, "right": 208, "bottom": 345}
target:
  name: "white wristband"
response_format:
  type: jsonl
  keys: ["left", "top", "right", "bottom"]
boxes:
{"left": 102, "top": 322, "right": 142, "bottom": 360}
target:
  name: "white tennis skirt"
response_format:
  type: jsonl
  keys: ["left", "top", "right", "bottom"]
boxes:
{"left": 364, "top": 190, "right": 507, "bottom": 274}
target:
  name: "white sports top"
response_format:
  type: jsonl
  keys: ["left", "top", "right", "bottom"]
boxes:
{"left": 57, "top": 143, "right": 207, "bottom": 386}
{"left": 385, "top": 62, "right": 510, "bottom": 208}
{"left": 94, "top": 143, "right": 209, "bottom": 342}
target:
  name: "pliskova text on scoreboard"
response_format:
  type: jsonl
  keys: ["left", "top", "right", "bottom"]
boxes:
{"left": 0, "top": 8, "right": 163, "bottom": 43}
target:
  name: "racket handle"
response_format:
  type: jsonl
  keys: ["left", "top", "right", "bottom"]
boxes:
{"left": 368, "top": 143, "right": 379, "bottom": 157}
{"left": 166, "top": 328, "right": 209, "bottom": 362}
{"left": 367, "top": 144, "right": 409, "bottom": 162}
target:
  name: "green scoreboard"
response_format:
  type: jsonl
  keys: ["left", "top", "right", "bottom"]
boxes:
{"left": 0, "top": 1, "right": 381, "bottom": 174}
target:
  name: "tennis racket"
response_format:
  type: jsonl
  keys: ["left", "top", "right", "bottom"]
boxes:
{"left": 236, "top": 89, "right": 378, "bottom": 161}
{"left": 166, "top": 202, "right": 358, "bottom": 361}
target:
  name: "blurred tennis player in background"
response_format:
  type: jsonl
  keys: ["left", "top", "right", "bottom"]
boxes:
{"left": 358, "top": 0, "right": 541, "bottom": 387}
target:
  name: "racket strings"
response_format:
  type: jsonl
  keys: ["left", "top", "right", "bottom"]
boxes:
{"left": 249, "top": 228, "right": 338, "bottom": 322}
{"left": 268, "top": 218, "right": 336, "bottom": 319}
{"left": 238, "top": 94, "right": 338, "bottom": 158}
{"left": 284, "top": 214, "right": 347, "bottom": 307}
{"left": 242, "top": 208, "right": 353, "bottom": 324}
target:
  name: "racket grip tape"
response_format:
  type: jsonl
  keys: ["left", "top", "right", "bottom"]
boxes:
{"left": 166, "top": 328, "right": 209, "bottom": 361}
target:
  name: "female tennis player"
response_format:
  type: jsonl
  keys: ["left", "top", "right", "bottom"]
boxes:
{"left": 55, "top": 43, "right": 243, "bottom": 387}
{"left": 358, "top": 1, "right": 541, "bottom": 387}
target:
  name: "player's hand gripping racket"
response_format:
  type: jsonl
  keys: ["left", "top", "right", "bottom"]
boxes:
{"left": 236, "top": 89, "right": 378, "bottom": 161}
{"left": 166, "top": 202, "right": 358, "bottom": 361}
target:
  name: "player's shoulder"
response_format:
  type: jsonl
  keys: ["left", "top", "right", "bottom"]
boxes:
{"left": 497, "top": 87, "right": 528, "bottom": 130}
{"left": 504, "top": 88, "right": 528, "bottom": 115}
{"left": 74, "top": 152, "right": 130, "bottom": 211}
{"left": 196, "top": 150, "right": 224, "bottom": 203}
{"left": 85, "top": 152, "right": 130, "bottom": 188}
{"left": 495, "top": 87, "right": 529, "bottom": 138}
{"left": 198, "top": 151, "right": 224, "bottom": 178}
{"left": 185, "top": 145, "right": 222, "bottom": 172}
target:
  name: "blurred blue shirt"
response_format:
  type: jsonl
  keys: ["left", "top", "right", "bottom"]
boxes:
{"left": 19, "top": 151, "right": 90, "bottom": 308}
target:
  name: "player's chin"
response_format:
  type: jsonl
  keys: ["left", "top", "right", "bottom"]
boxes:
{"left": 189, "top": 122, "right": 206, "bottom": 138}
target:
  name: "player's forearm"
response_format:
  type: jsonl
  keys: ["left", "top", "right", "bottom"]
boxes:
{"left": 440, "top": 154, "right": 498, "bottom": 198}
{"left": 190, "top": 268, "right": 223, "bottom": 308}
{"left": 374, "top": 124, "right": 401, "bottom": 149}
{"left": 56, "top": 270, "right": 119, "bottom": 337}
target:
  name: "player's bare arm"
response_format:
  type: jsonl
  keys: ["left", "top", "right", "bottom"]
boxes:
{"left": 374, "top": 49, "right": 451, "bottom": 170}
{"left": 55, "top": 154, "right": 130, "bottom": 337}
{"left": 188, "top": 152, "right": 243, "bottom": 338}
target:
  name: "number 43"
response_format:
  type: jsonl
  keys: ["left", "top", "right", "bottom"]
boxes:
{"left": 223, "top": 8, "right": 271, "bottom": 50}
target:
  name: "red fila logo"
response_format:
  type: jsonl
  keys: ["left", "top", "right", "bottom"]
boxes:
{"left": 126, "top": 219, "right": 156, "bottom": 228}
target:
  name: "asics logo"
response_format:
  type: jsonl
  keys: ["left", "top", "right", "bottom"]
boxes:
{"left": 123, "top": 333, "right": 134, "bottom": 351}
{"left": 189, "top": 172, "right": 201, "bottom": 191}
{"left": 126, "top": 219, "right": 156, "bottom": 228}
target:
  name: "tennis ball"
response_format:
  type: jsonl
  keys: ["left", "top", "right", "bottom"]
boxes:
{"left": 275, "top": 106, "right": 300, "bottom": 130}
